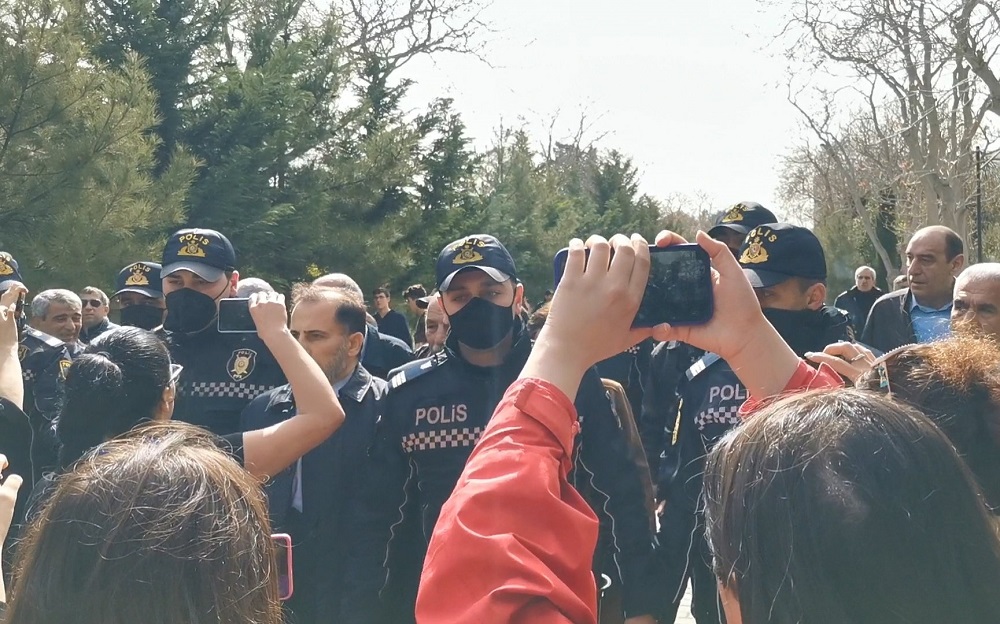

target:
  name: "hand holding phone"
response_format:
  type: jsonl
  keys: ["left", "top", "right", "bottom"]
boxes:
{"left": 553, "top": 243, "right": 713, "bottom": 327}
{"left": 218, "top": 293, "right": 288, "bottom": 335}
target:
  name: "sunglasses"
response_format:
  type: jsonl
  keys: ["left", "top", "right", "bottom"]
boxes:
{"left": 81, "top": 299, "right": 104, "bottom": 308}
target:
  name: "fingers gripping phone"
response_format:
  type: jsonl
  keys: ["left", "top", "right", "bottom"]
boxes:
{"left": 553, "top": 244, "right": 714, "bottom": 327}
{"left": 272, "top": 533, "right": 294, "bottom": 600}
{"left": 218, "top": 298, "right": 257, "bottom": 333}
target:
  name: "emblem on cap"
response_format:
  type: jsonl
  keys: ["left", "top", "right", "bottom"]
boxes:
{"left": 722, "top": 203, "right": 746, "bottom": 223}
{"left": 177, "top": 232, "right": 210, "bottom": 258}
{"left": 740, "top": 227, "right": 778, "bottom": 265}
{"left": 228, "top": 348, "right": 257, "bottom": 381}
{"left": 0, "top": 253, "right": 14, "bottom": 276}
{"left": 124, "top": 263, "right": 151, "bottom": 286}
{"left": 452, "top": 238, "right": 486, "bottom": 265}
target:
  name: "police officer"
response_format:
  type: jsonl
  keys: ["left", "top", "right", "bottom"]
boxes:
{"left": 113, "top": 261, "right": 166, "bottom": 330}
{"left": 650, "top": 224, "right": 851, "bottom": 624}
{"left": 160, "top": 228, "right": 285, "bottom": 436}
{"left": 347, "top": 235, "right": 663, "bottom": 624}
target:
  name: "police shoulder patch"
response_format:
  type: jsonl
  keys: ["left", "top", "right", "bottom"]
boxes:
{"left": 389, "top": 353, "right": 447, "bottom": 389}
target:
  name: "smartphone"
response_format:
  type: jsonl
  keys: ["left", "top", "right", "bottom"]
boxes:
{"left": 553, "top": 244, "right": 713, "bottom": 327}
{"left": 272, "top": 533, "right": 294, "bottom": 601}
{"left": 217, "top": 298, "right": 257, "bottom": 333}
{"left": 15, "top": 293, "right": 25, "bottom": 333}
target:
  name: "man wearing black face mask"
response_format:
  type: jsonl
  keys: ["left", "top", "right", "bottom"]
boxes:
{"left": 159, "top": 228, "right": 285, "bottom": 436}
{"left": 651, "top": 222, "right": 850, "bottom": 624}
{"left": 112, "top": 261, "right": 166, "bottom": 331}
{"left": 345, "top": 235, "right": 665, "bottom": 624}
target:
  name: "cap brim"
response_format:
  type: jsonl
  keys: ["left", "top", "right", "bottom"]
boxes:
{"left": 415, "top": 296, "right": 432, "bottom": 310}
{"left": 113, "top": 287, "right": 163, "bottom": 299}
{"left": 439, "top": 266, "right": 511, "bottom": 291}
{"left": 162, "top": 261, "right": 224, "bottom": 282}
{"left": 709, "top": 224, "right": 750, "bottom": 237}
{"left": 742, "top": 268, "right": 794, "bottom": 288}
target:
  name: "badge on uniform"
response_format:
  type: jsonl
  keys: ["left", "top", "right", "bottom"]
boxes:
{"left": 59, "top": 358, "right": 72, "bottom": 380}
{"left": 228, "top": 348, "right": 257, "bottom": 381}
{"left": 18, "top": 345, "right": 28, "bottom": 362}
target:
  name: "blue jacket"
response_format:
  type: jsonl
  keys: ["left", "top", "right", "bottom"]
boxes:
{"left": 241, "top": 364, "right": 388, "bottom": 622}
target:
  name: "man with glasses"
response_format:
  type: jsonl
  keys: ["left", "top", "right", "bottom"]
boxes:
{"left": 113, "top": 261, "right": 166, "bottom": 330}
{"left": 78, "top": 286, "right": 119, "bottom": 343}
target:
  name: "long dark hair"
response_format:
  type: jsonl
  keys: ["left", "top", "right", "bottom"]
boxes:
{"left": 7, "top": 421, "right": 282, "bottom": 624}
{"left": 704, "top": 389, "right": 1000, "bottom": 624}
{"left": 56, "top": 327, "right": 171, "bottom": 469}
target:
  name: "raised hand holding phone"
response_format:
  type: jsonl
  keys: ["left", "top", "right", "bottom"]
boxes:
{"left": 247, "top": 292, "right": 289, "bottom": 340}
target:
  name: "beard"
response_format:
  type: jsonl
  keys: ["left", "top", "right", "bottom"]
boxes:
{"left": 323, "top": 341, "right": 354, "bottom": 385}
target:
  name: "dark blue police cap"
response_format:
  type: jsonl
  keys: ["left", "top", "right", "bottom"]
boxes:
{"left": 162, "top": 228, "right": 236, "bottom": 282}
{"left": 709, "top": 201, "right": 778, "bottom": 237}
{"left": 436, "top": 235, "right": 517, "bottom": 291}
{"left": 114, "top": 261, "right": 163, "bottom": 299}
{"left": 0, "top": 252, "right": 23, "bottom": 292}
{"left": 739, "top": 223, "right": 827, "bottom": 288}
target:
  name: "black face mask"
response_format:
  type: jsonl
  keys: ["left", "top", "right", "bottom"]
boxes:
{"left": 447, "top": 297, "right": 515, "bottom": 350}
{"left": 120, "top": 305, "right": 165, "bottom": 331}
{"left": 163, "top": 289, "right": 218, "bottom": 335}
{"left": 763, "top": 307, "right": 829, "bottom": 357}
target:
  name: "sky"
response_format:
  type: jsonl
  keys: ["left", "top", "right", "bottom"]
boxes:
{"left": 401, "top": 0, "right": 800, "bottom": 218}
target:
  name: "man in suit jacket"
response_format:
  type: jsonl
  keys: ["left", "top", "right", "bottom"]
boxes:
{"left": 241, "top": 284, "right": 388, "bottom": 623}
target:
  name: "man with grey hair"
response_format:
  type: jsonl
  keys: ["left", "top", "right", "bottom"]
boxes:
{"left": 236, "top": 277, "right": 276, "bottom": 298}
{"left": 78, "top": 286, "right": 119, "bottom": 343}
{"left": 312, "top": 273, "right": 412, "bottom": 379}
{"left": 834, "top": 265, "right": 884, "bottom": 337}
{"left": 952, "top": 263, "right": 1000, "bottom": 340}
{"left": 30, "top": 289, "right": 83, "bottom": 353}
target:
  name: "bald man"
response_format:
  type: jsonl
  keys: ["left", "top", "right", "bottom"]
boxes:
{"left": 312, "top": 272, "right": 412, "bottom": 379}
{"left": 862, "top": 226, "right": 965, "bottom": 352}
{"left": 952, "top": 263, "right": 1000, "bottom": 340}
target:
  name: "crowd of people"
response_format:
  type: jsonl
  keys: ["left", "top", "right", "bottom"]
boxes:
{"left": 0, "top": 199, "right": 997, "bottom": 624}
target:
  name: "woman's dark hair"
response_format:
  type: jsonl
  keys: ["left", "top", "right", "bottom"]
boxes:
{"left": 56, "top": 327, "right": 171, "bottom": 469}
{"left": 855, "top": 335, "right": 1000, "bottom": 509}
{"left": 704, "top": 390, "right": 1000, "bottom": 624}
{"left": 7, "top": 421, "right": 282, "bottom": 624}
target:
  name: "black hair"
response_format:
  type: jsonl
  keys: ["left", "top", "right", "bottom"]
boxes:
{"left": 402, "top": 284, "right": 426, "bottom": 300}
{"left": 373, "top": 286, "right": 390, "bottom": 298}
{"left": 56, "top": 327, "right": 171, "bottom": 469}
{"left": 705, "top": 389, "right": 1000, "bottom": 624}
{"left": 292, "top": 284, "right": 367, "bottom": 336}
{"left": 945, "top": 229, "right": 964, "bottom": 260}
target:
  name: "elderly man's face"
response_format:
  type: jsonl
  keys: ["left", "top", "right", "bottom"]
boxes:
{"left": 952, "top": 276, "right": 1000, "bottom": 340}
{"left": 855, "top": 270, "right": 876, "bottom": 292}
{"left": 424, "top": 298, "right": 450, "bottom": 352}
{"left": 33, "top": 302, "right": 82, "bottom": 343}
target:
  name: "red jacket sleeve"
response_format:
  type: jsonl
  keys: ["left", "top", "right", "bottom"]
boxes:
{"left": 739, "top": 360, "right": 844, "bottom": 417}
{"left": 416, "top": 378, "right": 599, "bottom": 624}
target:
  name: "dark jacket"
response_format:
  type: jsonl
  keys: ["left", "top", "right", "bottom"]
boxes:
{"left": 861, "top": 289, "right": 917, "bottom": 354}
{"left": 595, "top": 338, "right": 653, "bottom": 420}
{"left": 79, "top": 317, "right": 120, "bottom": 343}
{"left": 241, "top": 365, "right": 387, "bottom": 623}
{"left": 346, "top": 325, "right": 665, "bottom": 623}
{"left": 834, "top": 286, "right": 883, "bottom": 337}
{"left": 361, "top": 326, "right": 413, "bottom": 381}
{"left": 375, "top": 309, "right": 412, "bottom": 349}
{"left": 19, "top": 326, "right": 72, "bottom": 483}
{"left": 163, "top": 327, "right": 286, "bottom": 436}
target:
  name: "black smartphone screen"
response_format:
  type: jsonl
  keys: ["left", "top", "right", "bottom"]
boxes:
{"left": 553, "top": 244, "right": 713, "bottom": 327}
{"left": 217, "top": 298, "right": 257, "bottom": 333}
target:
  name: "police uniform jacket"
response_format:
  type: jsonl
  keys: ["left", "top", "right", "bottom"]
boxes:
{"left": 346, "top": 323, "right": 664, "bottom": 622}
{"left": 361, "top": 326, "right": 413, "bottom": 381}
{"left": 19, "top": 326, "right": 72, "bottom": 483}
{"left": 164, "top": 327, "right": 285, "bottom": 436}
{"left": 241, "top": 364, "right": 387, "bottom": 622}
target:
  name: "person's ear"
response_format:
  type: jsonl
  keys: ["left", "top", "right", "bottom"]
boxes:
{"left": 806, "top": 283, "right": 827, "bottom": 311}
{"left": 229, "top": 270, "right": 240, "bottom": 297}
{"left": 348, "top": 331, "right": 364, "bottom": 358}
{"left": 513, "top": 282, "right": 524, "bottom": 310}
{"left": 951, "top": 254, "right": 966, "bottom": 276}
{"left": 156, "top": 384, "right": 176, "bottom": 421}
